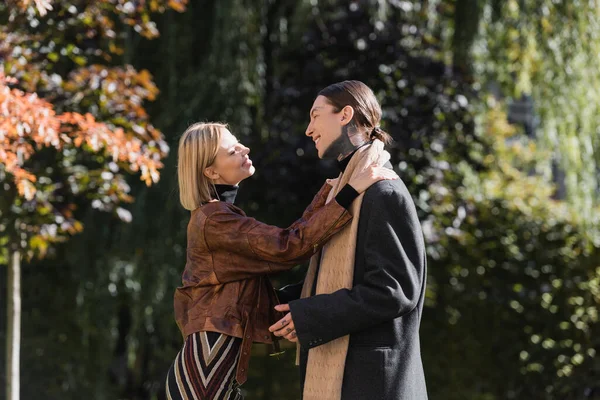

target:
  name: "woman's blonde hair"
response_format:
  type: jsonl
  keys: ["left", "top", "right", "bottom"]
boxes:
{"left": 177, "top": 122, "right": 227, "bottom": 210}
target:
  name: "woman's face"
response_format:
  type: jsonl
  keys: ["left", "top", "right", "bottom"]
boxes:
{"left": 205, "top": 129, "right": 255, "bottom": 185}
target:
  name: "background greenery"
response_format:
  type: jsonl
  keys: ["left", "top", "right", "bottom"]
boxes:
{"left": 1, "top": 0, "right": 599, "bottom": 399}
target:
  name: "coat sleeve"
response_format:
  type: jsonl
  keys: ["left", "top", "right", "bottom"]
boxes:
{"left": 204, "top": 194, "right": 351, "bottom": 268}
{"left": 289, "top": 183, "right": 426, "bottom": 350}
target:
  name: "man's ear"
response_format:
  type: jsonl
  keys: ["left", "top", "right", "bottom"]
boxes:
{"left": 340, "top": 105, "right": 354, "bottom": 126}
{"left": 204, "top": 166, "right": 219, "bottom": 180}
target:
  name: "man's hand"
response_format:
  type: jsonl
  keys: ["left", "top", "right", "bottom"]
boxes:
{"left": 269, "top": 304, "right": 298, "bottom": 343}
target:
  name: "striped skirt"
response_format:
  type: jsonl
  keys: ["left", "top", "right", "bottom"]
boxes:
{"left": 166, "top": 331, "right": 243, "bottom": 400}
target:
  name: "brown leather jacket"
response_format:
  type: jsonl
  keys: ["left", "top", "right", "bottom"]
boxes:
{"left": 173, "top": 183, "right": 351, "bottom": 384}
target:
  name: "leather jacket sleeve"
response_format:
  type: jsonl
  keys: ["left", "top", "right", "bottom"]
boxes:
{"left": 204, "top": 191, "right": 351, "bottom": 277}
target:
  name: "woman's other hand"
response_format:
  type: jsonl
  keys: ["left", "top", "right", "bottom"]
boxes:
{"left": 349, "top": 164, "right": 398, "bottom": 193}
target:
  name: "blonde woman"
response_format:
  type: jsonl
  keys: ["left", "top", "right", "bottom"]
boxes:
{"left": 166, "top": 122, "right": 397, "bottom": 399}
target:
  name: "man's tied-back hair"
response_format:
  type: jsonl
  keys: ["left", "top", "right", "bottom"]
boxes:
{"left": 318, "top": 80, "right": 392, "bottom": 145}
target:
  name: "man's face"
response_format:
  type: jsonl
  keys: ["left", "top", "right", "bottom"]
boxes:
{"left": 305, "top": 95, "right": 344, "bottom": 159}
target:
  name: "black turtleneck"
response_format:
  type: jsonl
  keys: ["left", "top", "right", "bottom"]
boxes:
{"left": 332, "top": 144, "right": 373, "bottom": 208}
{"left": 336, "top": 141, "right": 373, "bottom": 173}
{"left": 336, "top": 151, "right": 355, "bottom": 173}
{"left": 212, "top": 184, "right": 239, "bottom": 204}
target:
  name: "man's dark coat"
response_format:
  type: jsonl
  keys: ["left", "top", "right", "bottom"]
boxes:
{"left": 283, "top": 177, "right": 428, "bottom": 400}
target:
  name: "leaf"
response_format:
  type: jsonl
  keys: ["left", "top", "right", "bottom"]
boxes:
{"left": 73, "top": 56, "right": 87, "bottom": 66}
{"left": 16, "top": 178, "right": 36, "bottom": 200}
{"left": 29, "top": 235, "right": 49, "bottom": 258}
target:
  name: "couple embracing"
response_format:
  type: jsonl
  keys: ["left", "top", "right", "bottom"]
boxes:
{"left": 166, "top": 81, "right": 428, "bottom": 400}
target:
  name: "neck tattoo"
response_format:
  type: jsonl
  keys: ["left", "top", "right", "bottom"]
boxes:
{"left": 323, "top": 125, "right": 366, "bottom": 161}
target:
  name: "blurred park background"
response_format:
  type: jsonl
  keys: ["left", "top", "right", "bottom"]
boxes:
{"left": 1, "top": 0, "right": 600, "bottom": 399}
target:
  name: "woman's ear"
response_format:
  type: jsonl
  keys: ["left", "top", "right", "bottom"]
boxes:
{"left": 204, "top": 166, "right": 219, "bottom": 180}
{"left": 340, "top": 105, "right": 355, "bottom": 126}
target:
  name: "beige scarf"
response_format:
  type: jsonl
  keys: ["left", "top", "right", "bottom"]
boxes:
{"left": 297, "top": 140, "right": 390, "bottom": 400}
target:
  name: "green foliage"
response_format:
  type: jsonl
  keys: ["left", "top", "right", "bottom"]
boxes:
{"left": 425, "top": 103, "right": 600, "bottom": 399}
{"left": 474, "top": 0, "right": 600, "bottom": 221}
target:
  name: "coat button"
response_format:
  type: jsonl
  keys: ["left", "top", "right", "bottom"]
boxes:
{"left": 264, "top": 335, "right": 270, "bottom": 340}
{"left": 241, "top": 368, "right": 245, "bottom": 372}
{"left": 246, "top": 335, "right": 250, "bottom": 339}
{"left": 243, "top": 351, "right": 248, "bottom": 355}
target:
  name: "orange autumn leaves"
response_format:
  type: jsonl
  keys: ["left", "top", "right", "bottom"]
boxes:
{"left": 11, "top": 0, "right": 53, "bottom": 16}
{"left": 0, "top": 72, "right": 164, "bottom": 201}
{"left": 0, "top": 0, "right": 187, "bottom": 257}
{"left": 1, "top": 73, "right": 61, "bottom": 200}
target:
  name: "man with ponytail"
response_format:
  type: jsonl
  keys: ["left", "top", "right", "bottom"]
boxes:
{"left": 270, "top": 81, "right": 428, "bottom": 399}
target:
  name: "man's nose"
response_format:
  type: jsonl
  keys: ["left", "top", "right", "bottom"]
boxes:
{"left": 305, "top": 122, "right": 313, "bottom": 137}
{"left": 241, "top": 145, "right": 250, "bottom": 155}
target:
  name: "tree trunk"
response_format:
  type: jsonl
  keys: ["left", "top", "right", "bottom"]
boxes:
{"left": 6, "top": 248, "right": 21, "bottom": 400}
{"left": 452, "top": 0, "right": 483, "bottom": 76}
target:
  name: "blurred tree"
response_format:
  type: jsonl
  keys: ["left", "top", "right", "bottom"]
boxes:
{"left": 0, "top": 1, "right": 186, "bottom": 399}
{"left": 473, "top": 0, "right": 600, "bottom": 222}
{"left": 0, "top": 72, "right": 163, "bottom": 399}
{"left": 425, "top": 100, "right": 600, "bottom": 399}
